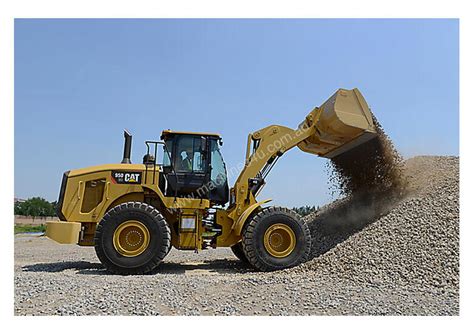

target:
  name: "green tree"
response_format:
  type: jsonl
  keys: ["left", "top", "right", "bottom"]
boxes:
{"left": 292, "top": 205, "right": 317, "bottom": 217}
{"left": 14, "top": 197, "right": 56, "bottom": 217}
{"left": 51, "top": 200, "right": 59, "bottom": 213}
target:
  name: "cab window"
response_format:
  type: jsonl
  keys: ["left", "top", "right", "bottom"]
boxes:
{"left": 210, "top": 139, "right": 227, "bottom": 187}
{"left": 175, "top": 136, "right": 205, "bottom": 173}
{"left": 162, "top": 139, "right": 173, "bottom": 167}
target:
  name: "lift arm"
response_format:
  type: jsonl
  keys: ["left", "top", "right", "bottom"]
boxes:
{"left": 226, "top": 88, "right": 377, "bottom": 224}
{"left": 227, "top": 113, "right": 321, "bottom": 221}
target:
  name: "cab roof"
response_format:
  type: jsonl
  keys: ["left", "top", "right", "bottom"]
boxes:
{"left": 161, "top": 129, "right": 222, "bottom": 138}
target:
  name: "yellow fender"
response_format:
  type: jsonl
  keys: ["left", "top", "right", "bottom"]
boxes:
{"left": 232, "top": 199, "right": 272, "bottom": 235}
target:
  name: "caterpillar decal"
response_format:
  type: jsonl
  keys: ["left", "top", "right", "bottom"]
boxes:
{"left": 111, "top": 171, "right": 142, "bottom": 184}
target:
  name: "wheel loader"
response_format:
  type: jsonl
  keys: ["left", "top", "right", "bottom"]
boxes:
{"left": 46, "top": 88, "right": 376, "bottom": 274}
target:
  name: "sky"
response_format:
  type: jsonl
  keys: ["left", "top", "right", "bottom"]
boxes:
{"left": 14, "top": 19, "right": 459, "bottom": 207}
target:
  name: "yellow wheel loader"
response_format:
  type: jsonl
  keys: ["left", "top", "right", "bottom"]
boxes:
{"left": 46, "top": 88, "right": 376, "bottom": 274}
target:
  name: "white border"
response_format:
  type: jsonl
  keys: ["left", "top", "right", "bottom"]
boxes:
{"left": 1, "top": 1, "right": 471, "bottom": 333}
{"left": 0, "top": 11, "right": 14, "bottom": 321}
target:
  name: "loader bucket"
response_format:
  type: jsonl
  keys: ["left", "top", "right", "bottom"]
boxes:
{"left": 297, "top": 88, "right": 377, "bottom": 158}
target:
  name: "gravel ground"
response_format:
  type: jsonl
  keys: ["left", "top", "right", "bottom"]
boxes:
{"left": 14, "top": 156, "right": 459, "bottom": 316}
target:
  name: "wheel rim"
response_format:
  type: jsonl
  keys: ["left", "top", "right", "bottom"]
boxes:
{"left": 113, "top": 220, "right": 150, "bottom": 257}
{"left": 263, "top": 223, "right": 296, "bottom": 258}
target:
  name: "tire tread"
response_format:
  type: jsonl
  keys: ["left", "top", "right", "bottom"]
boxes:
{"left": 94, "top": 201, "right": 171, "bottom": 275}
{"left": 242, "top": 206, "right": 311, "bottom": 271}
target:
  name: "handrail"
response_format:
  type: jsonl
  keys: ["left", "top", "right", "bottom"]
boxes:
{"left": 144, "top": 140, "right": 179, "bottom": 201}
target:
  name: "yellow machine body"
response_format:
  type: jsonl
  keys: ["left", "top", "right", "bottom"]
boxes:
{"left": 45, "top": 221, "right": 82, "bottom": 244}
{"left": 46, "top": 88, "right": 376, "bottom": 255}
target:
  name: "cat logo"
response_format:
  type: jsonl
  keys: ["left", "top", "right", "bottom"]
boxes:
{"left": 125, "top": 173, "right": 139, "bottom": 183}
{"left": 112, "top": 171, "right": 142, "bottom": 184}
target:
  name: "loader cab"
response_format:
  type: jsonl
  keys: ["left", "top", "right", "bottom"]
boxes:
{"left": 159, "top": 130, "right": 229, "bottom": 205}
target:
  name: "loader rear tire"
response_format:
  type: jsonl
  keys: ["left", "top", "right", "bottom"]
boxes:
{"left": 242, "top": 207, "right": 311, "bottom": 271}
{"left": 94, "top": 202, "right": 171, "bottom": 275}
{"left": 231, "top": 242, "right": 249, "bottom": 263}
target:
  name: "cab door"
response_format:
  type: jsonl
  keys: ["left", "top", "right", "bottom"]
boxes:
{"left": 163, "top": 135, "right": 209, "bottom": 197}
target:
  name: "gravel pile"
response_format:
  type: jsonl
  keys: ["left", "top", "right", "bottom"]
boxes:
{"left": 293, "top": 156, "right": 459, "bottom": 314}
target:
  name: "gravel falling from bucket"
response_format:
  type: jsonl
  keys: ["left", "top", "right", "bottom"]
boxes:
{"left": 328, "top": 115, "right": 407, "bottom": 199}
{"left": 311, "top": 115, "right": 409, "bottom": 243}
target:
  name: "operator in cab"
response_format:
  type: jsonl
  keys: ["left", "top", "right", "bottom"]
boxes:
{"left": 180, "top": 148, "right": 193, "bottom": 171}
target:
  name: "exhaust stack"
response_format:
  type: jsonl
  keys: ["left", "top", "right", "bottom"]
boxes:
{"left": 121, "top": 130, "right": 132, "bottom": 164}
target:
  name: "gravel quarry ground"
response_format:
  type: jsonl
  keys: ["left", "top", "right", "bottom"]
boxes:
{"left": 14, "top": 155, "right": 459, "bottom": 316}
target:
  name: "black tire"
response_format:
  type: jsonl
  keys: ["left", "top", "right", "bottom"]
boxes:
{"left": 242, "top": 207, "right": 311, "bottom": 271}
{"left": 94, "top": 202, "right": 171, "bottom": 275}
{"left": 230, "top": 242, "right": 249, "bottom": 263}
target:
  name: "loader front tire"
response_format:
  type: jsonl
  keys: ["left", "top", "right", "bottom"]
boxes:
{"left": 242, "top": 207, "right": 311, "bottom": 271}
{"left": 94, "top": 202, "right": 171, "bottom": 275}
